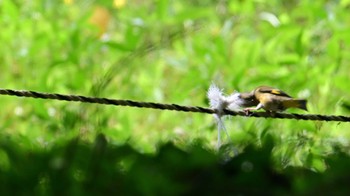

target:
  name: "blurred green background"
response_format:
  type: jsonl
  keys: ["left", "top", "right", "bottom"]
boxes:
{"left": 1, "top": 0, "right": 350, "bottom": 194}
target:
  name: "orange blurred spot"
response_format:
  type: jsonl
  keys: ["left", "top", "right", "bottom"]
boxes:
{"left": 89, "top": 6, "right": 111, "bottom": 37}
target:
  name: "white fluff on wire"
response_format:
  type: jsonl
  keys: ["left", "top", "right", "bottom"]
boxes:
{"left": 207, "top": 83, "right": 246, "bottom": 150}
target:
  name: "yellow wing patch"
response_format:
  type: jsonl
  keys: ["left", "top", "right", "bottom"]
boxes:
{"left": 271, "top": 89, "right": 282, "bottom": 95}
{"left": 257, "top": 86, "right": 292, "bottom": 98}
{"left": 269, "top": 88, "right": 292, "bottom": 97}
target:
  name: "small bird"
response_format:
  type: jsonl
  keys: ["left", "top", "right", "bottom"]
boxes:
{"left": 244, "top": 86, "right": 308, "bottom": 113}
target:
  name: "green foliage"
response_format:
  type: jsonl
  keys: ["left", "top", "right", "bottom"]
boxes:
{"left": 1, "top": 0, "right": 350, "bottom": 193}
{"left": 0, "top": 134, "right": 349, "bottom": 195}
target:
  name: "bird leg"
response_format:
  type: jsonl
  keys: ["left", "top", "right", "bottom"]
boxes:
{"left": 243, "top": 103, "right": 263, "bottom": 115}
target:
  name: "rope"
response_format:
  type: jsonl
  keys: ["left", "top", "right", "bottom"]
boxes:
{"left": 0, "top": 88, "right": 349, "bottom": 122}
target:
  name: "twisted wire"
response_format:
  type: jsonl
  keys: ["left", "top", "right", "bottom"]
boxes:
{"left": 0, "top": 89, "right": 349, "bottom": 122}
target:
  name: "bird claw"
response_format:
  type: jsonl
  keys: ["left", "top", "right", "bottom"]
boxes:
{"left": 243, "top": 108, "right": 253, "bottom": 116}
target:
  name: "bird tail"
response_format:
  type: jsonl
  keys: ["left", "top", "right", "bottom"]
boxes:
{"left": 283, "top": 99, "right": 308, "bottom": 111}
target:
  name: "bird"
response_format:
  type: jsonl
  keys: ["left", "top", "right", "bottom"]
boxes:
{"left": 243, "top": 86, "right": 308, "bottom": 113}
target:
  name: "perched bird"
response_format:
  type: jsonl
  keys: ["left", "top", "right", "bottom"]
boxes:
{"left": 244, "top": 86, "right": 307, "bottom": 113}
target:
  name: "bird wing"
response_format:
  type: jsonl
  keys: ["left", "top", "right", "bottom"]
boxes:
{"left": 257, "top": 86, "right": 292, "bottom": 98}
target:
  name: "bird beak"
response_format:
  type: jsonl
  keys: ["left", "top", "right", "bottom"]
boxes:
{"left": 238, "top": 92, "right": 259, "bottom": 107}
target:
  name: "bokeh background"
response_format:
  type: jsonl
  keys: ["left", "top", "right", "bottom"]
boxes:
{"left": 1, "top": 0, "right": 350, "bottom": 194}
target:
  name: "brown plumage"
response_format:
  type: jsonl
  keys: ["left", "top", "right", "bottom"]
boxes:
{"left": 238, "top": 91, "right": 260, "bottom": 107}
{"left": 244, "top": 86, "right": 308, "bottom": 112}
